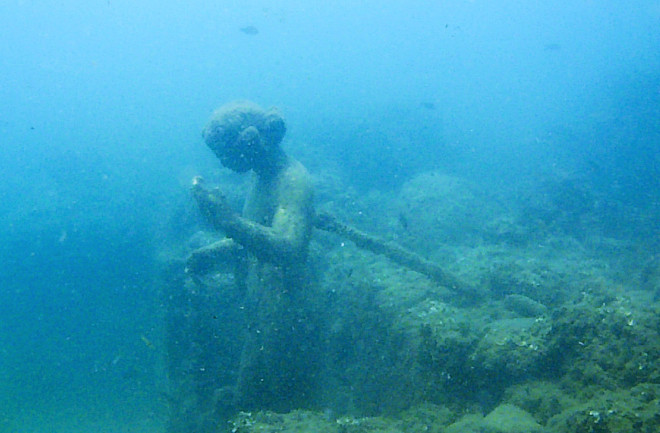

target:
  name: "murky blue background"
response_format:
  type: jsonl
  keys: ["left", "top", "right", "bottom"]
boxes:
{"left": 1, "top": 0, "right": 658, "bottom": 431}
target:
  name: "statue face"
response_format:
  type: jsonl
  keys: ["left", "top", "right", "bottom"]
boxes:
{"left": 216, "top": 142, "right": 253, "bottom": 173}
{"left": 215, "top": 126, "right": 261, "bottom": 173}
{"left": 202, "top": 120, "right": 242, "bottom": 171}
{"left": 202, "top": 102, "right": 286, "bottom": 173}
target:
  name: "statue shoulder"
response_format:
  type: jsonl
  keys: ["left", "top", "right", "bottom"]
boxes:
{"left": 283, "top": 158, "right": 311, "bottom": 186}
{"left": 278, "top": 158, "right": 313, "bottom": 206}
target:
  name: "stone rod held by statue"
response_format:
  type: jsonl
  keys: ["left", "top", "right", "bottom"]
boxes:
{"left": 313, "top": 211, "right": 479, "bottom": 297}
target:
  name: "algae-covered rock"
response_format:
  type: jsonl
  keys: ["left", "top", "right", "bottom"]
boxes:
{"left": 482, "top": 404, "right": 545, "bottom": 433}
{"left": 484, "top": 257, "right": 570, "bottom": 306}
{"left": 518, "top": 175, "right": 598, "bottom": 239}
{"left": 318, "top": 247, "right": 421, "bottom": 415}
{"left": 229, "top": 410, "right": 336, "bottom": 433}
{"left": 443, "top": 414, "right": 484, "bottom": 433}
{"left": 376, "top": 296, "right": 525, "bottom": 408}
{"left": 335, "top": 415, "right": 401, "bottom": 433}
{"left": 546, "top": 293, "right": 660, "bottom": 394}
{"left": 395, "top": 403, "right": 456, "bottom": 433}
{"left": 396, "top": 172, "right": 500, "bottom": 251}
{"left": 228, "top": 407, "right": 457, "bottom": 433}
{"left": 411, "top": 302, "right": 482, "bottom": 404}
{"left": 504, "top": 294, "right": 548, "bottom": 317}
{"left": 444, "top": 404, "right": 544, "bottom": 433}
{"left": 640, "top": 254, "right": 660, "bottom": 298}
{"left": 546, "top": 384, "right": 660, "bottom": 433}
{"left": 412, "top": 304, "right": 554, "bottom": 406}
{"left": 504, "top": 381, "right": 575, "bottom": 424}
{"left": 472, "top": 317, "right": 551, "bottom": 380}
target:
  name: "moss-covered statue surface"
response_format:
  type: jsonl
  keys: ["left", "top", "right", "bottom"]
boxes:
{"left": 163, "top": 105, "right": 660, "bottom": 433}
{"left": 165, "top": 102, "right": 322, "bottom": 432}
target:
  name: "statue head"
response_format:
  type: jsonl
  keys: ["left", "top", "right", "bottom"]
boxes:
{"left": 202, "top": 101, "right": 286, "bottom": 173}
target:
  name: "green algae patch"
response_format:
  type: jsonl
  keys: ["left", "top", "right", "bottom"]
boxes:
{"left": 395, "top": 403, "right": 456, "bottom": 433}
{"left": 482, "top": 404, "right": 545, "bottom": 433}
{"left": 444, "top": 404, "right": 545, "bottom": 433}
{"left": 228, "top": 405, "right": 456, "bottom": 433}
{"left": 229, "top": 411, "right": 336, "bottom": 433}
{"left": 443, "top": 414, "right": 485, "bottom": 433}
{"left": 504, "top": 381, "right": 576, "bottom": 424}
{"left": 546, "top": 294, "right": 660, "bottom": 397}
{"left": 472, "top": 317, "right": 551, "bottom": 380}
{"left": 546, "top": 384, "right": 660, "bottom": 433}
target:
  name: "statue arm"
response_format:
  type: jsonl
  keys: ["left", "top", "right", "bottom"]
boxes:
{"left": 227, "top": 203, "right": 312, "bottom": 267}
{"left": 186, "top": 238, "right": 243, "bottom": 275}
{"left": 224, "top": 175, "right": 313, "bottom": 267}
{"left": 192, "top": 171, "right": 313, "bottom": 267}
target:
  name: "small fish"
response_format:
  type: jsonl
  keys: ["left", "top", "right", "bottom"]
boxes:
{"left": 420, "top": 102, "right": 436, "bottom": 110}
{"left": 398, "top": 212, "right": 409, "bottom": 230}
{"left": 140, "top": 335, "right": 155, "bottom": 350}
{"left": 240, "top": 25, "right": 259, "bottom": 36}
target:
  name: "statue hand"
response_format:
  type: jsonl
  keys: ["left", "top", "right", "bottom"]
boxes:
{"left": 191, "top": 176, "right": 237, "bottom": 228}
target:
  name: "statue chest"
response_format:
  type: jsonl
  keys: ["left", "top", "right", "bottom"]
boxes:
{"left": 242, "top": 182, "right": 277, "bottom": 227}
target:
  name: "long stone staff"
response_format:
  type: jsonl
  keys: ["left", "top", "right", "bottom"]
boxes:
{"left": 313, "top": 211, "right": 480, "bottom": 297}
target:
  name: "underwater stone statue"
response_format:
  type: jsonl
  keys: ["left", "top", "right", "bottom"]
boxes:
{"left": 187, "top": 101, "right": 319, "bottom": 413}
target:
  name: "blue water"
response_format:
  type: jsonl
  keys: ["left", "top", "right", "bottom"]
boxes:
{"left": 1, "top": 0, "right": 659, "bottom": 431}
